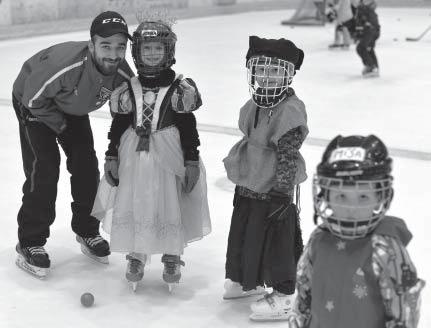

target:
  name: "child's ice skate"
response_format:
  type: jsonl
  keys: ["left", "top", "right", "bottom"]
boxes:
{"left": 15, "top": 243, "right": 50, "bottom": 279}
{"left": 362, "top": 65, "right": 379, "bottom": 78}
{"left": 125, "top": 254, "right": 145, "bottom": 292}
{"left": 249, "top": 291, "right": 296, "bottom": 321}
{"left": 223, "top": 279, "right": 267, "bottom": 300}
{"left": 161, "top": 254, "right": 185, "bottom": 292}
{"left": 76, "top": 234, "right": 110, "bottom": 264}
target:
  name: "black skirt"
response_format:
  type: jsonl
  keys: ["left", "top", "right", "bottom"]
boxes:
{"left": 225, "top": 190, "right": 303, "bottom": 292}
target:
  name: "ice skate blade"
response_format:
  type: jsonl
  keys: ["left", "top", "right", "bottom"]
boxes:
{"left": 249, "top": 312, "right": 292, "bottom": 322}
{"left": 16, "top": 255, "right": 48, "bottom": 279}
{"left": 223, "top": 288, "right": 267, "bottom": 300}
{"left": 80, "top": 245, "right": 109, "bottom": 264}
{"left": 167, "top": 283, "right": 179, "bottom": 293}
{"left": 131, "top": 282, "right": 138, "bottom": 292}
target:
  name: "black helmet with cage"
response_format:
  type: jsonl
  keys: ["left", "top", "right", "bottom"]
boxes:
{"left": 313, "top": 135, "right": 393, "bottom": 239}
{"left": 131, "top": 20, "right": 177, "bottom": 76}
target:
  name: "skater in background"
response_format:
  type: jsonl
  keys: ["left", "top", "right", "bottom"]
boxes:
{"left": 91, "top": 13, "right": 211, "bottom": 292}
{"left": 287, "top": 135, "right": 425, "bottom": 328}
{"left": 12, "top": 11, "right": 134, "bottom": 278}
{"left": 354, "top": 0, "right": 380, "bottom": 77}
{"left": 223, "top": 36, "right": 308, "bottom": 321}
{"left": 328, "top": 0, "right": 354, "bottom": 49}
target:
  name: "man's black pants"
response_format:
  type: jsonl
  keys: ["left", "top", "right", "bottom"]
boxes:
{"left": 13, "top": 96, "right": 100, "bottom": 247}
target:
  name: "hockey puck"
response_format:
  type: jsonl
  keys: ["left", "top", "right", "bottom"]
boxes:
{"left": 393, "top": 38, "right": 398, "bottom": 41}
{"left": 80, "top": 292, "right": 94, "bottom": 307}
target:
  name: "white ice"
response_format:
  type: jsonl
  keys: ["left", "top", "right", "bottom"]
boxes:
{"left": 0, "top": 7, "right": 430, "bottom": 328}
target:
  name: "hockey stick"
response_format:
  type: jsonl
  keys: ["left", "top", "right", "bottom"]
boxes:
{"left": 406, "top": 24, "right": 431, "bottom": 41}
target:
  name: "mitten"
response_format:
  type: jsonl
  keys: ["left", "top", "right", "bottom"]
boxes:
{"left": 171, "top": 78, "right": 202, "bottom": 113}
{"left": 184, "top": 160, "right": 200, "bottom": 193}
{"left": 104, "top": 156, "right": 119, "bottom": 186}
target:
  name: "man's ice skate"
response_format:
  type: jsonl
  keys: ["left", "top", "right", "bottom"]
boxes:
{"left": 15, "top": 243, "right": 50, "bottom": 279}
{"left": 328, "top": 43, "right": 343, "bottom": 49}
{"left": 249, "top": 291, "right": 295, "bottom": 321}
{"left": 76, "top": 234, "right": 110, "bottom": 264}
{"left": 125, "top": 254, "right": 145, "bottom": 292}
{"left": 223, "top": 280, "right": 267, "bottom": 300}
{"left": 362, "top": 65, "right": 379, "bottom": 78}
{"left": 161, "top": 254, "right": 185, "bottom": 292}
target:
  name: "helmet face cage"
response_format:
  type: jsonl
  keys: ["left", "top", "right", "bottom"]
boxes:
{"left": 132, "top": 22, "right": 177, "bottom": 76}
{"left": 313, "top": 175, "right": 393, "bottom": 240}
{"left": 247, "top": 56, "right": 295, "bottom": 109}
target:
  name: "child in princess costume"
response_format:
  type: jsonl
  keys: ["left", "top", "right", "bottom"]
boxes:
{"left": 287, "top": 135, "right": 425, "bottom": 328}
{"left": 223, "top": 36, "right": 308, "bottom": 321}
{"left": 92, "top": 14, "right": 211, "bottom": 292}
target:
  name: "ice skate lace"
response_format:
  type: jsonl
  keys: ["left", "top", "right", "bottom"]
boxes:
{"left": 126, "top": 255, "right": 142, "bottom": 273}
{"left": 27, "top": 246, "right": 47, "bottom": 256}
{"left": 164, "top": 261, "right": 176, "bottom": 274}
{"left": 83, "top": 235, "right": 105, "bottom": 247}
{"left": 163, "top": 257, "right": 185, "bottom": 274}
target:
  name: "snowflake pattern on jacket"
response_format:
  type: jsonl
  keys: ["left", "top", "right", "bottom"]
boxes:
{"left": 289, "top": 229, "right": 425, "bottom": 328}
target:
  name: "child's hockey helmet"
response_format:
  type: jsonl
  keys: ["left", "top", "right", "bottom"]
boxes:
{"left": 132, "top": 21, "right": 177, "bottom": 76}
{"left": 246, "top": 36, "right": 304, "bottom": 109}
{"left": 313, "top": 135, "right": 393, "bottom": 239}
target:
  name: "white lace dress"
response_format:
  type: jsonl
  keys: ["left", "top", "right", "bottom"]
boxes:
{"left": 92, "top": 125, "right": 211, "bottom": 256}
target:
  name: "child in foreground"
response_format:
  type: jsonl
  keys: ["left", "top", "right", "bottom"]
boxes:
{"left": 288, "top": 134, "right": 425, "bottom": 328}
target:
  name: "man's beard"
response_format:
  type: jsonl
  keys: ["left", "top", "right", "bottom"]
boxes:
{"left": 92, "top": 52, "right": 121, "bottom": 76}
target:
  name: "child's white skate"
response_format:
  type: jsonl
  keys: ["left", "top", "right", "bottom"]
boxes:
{"left": 76, "top": 235, "right": 110, "bottom": 264}
{"left": 249, "top": 291, "right": 296, "bottom": 321}
{"left": 125, "top": 254, "right": 145, "bottom": 292}
{"left": 161, "top": 254, "right": 185, "bottom": 292}
{"left": 223, "top": 280, "right": 267, "bottom": 300}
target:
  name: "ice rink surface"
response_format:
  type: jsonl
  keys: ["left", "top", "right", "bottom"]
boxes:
{"left": 0, "top": 7, "right": 430, "bottom": 328}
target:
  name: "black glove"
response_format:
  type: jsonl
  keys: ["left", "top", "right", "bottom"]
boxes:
{"left": 183, "top": 160, "right": 200, "bottom": 193}
{"left": 104, "top": 156, "right": 119, "bottom": 187}
{"left": 267, "top": 190, "right": 292, "bottom": 222}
